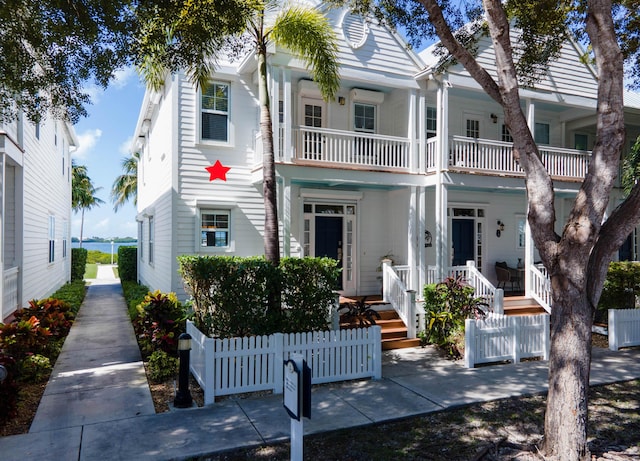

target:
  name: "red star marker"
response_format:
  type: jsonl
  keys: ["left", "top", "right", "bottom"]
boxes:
{"left": 205, "top": 160, "right": 231, "bottom": 181}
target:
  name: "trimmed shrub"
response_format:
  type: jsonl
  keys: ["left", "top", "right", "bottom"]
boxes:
{"left": 122, "top": 281, "right": 150, "bottom": 320}
{"left": 596, "top": 261, "right": 640, "bottom": 323}
{"left": 118, "top": 246, "right": 137, "bottom": 281}
{"left": 17, "top": 354, "right": 52, "bottom": 383}
{"left": 71, "top": 248, "right": 88, "bottom": 281}
{"left": 178, "top": 255, "right": 340, "bottom": 338}
{"left": 147, "top": 350, "right": 178, "bottom": 383}
{"left": 422, "top": 276, "right": 488, "bottom": 358}
{"left": 133, "top": 291, "right": 188, "bottom": 358}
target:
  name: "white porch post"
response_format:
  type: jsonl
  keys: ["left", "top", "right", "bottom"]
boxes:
{"left": 408, "top": 186, "right": 418, "bottom": 291}
{"left": 436, "top": 79, "right": 449, "bottom": 280}
{"left": 0, "top": 155, "right": 4, "bottom": 319}
{"left": 283, "top": 68, "right": 293, "bottom": 163}
{"left": 271, "top": 67, "right": 280, "bottom": 162}
{"left": 524, "top": 100, "right": 536, "bottom": 296}
{"left": 282, "top": 176, "right": 291, "bottom": 257}
{"left": 408, "top": 89, "right": 418, "bottom": 173}
{"left": 418, "top": 186, "right": 426, "bottom": 293}
{"left": 418, "top": 88, "right": 426, "bottom": 173}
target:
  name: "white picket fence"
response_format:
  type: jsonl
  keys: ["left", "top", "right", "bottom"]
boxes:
{"left": 464, "top": 313, "right": 550, "bottom": 368}
{"left": 187, "top": 320, "right": 382, "bottom": 405}
{"left": 609, "top": 309, "right": 640, "bottom": 351}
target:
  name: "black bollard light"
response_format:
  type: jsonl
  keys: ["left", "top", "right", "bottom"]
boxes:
{"left": 173, "top": 332, "right": 193, "bottom": 408}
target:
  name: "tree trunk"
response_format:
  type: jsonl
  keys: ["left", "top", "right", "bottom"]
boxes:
{"left": 543, "top": 273, "right": 593, "bottom": 460}
{"left": 257, "top": 43, "right": 280, "bottom": 266}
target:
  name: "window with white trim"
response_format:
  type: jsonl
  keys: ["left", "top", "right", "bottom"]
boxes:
{"left": 426, "top": 106, "right": 437, "bottom": 139}
{"left": 354, "top": 103, "right": 375, "bottom": 132}
{"left": 501, "top": 124, "right": 513, "bottom": 143}
{"left": 62, "top": 220, "right": 68, "bottom": 258}
{"left": 466, "top": 119, "right": 480, "bottom": 138}
{"left": 200, "top": 210, "right": 230, "bottom": 248}
{"left": 535, "top": 122, "right": 550, "bottom": 145}
{"left": 201, "top": 82, "right": 229, "bottom": 142}
{"left": 148, "top": 216, "right": 154, "bottom": 264}
{"left": 49, "top": 216, "right": 55, "bottom": 263}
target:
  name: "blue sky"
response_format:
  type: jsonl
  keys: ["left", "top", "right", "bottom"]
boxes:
{"left": 71, "top": 68, "right": 145, "bottom": 240}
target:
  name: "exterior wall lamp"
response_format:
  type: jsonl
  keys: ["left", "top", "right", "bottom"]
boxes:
{"left": 497, "top": 220, "right": 505, "bottom": 238}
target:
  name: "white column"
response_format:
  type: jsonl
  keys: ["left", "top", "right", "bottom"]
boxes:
{"left": 408, "top": 89, "right": 417, "bottom": 173}
{"left": 282, "top": 176, "right": 291, "bottom": 257}
{"left": 417, "top": 186, "right": 426, "bottom": 291}
{"left": 408, "top": 186, "right": 418, "bottom": 290}
{"left": 436, "top": 79, "right": 449, "bottom": 280}
{"left": 418, "top": 88, "right": 426, "bottom": 173}
{"left": 283, "top": 68, "right": 293, "bottom": 163}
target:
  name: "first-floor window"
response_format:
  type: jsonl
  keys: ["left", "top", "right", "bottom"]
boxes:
{"left": 49, "top": 216, "right": 55, "bottom": 263}
{"left": 201, "top": 210, "right": 230, "bottom": 248}
{"left": 148, "top": 216, "right": 154, "bottom": 264}
{"left": 138, "top": 221, "right": 144, "bottom": 260}
{"left": 62, "top": 220, "right": 68, "bottom": 258}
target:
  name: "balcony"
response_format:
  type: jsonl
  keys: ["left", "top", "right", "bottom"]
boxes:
{"left": 443, "top": 136, "right": 591, "bottom": 180}
{"left": 256, "top": 129, "right": 591, "bottom": 181}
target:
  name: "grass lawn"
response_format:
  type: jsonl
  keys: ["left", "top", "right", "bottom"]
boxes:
{"left": 84, "top": 263, "right": 98, "bottom": 279}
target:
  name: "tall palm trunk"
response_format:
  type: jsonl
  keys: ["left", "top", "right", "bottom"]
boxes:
{"left": 258, "top": 42, "right": 280, "bottom": 266}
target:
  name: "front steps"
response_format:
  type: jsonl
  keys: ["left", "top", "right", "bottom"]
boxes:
{"left": 503, "top": 296, "right": 547, "bottom": 316}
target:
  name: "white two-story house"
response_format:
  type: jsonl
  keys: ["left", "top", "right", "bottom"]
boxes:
{"left": 132, "top": 3, "right": 640, "bottom": 311}
{"left": 1, "top": 113, "right": 76, "bottom": 321}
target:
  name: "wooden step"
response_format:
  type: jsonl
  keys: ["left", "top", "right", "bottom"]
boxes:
{"left": 381, "top": 326, "right": 409, "bottom": 340}
{"left": 382, "top": 338, "right": 422, "bottom": 350}
{"left": 376, "top": 310, "right": 400, "bottom": 320}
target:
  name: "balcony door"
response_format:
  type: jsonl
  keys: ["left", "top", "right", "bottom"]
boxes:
{"left": 301, "top": 98, "right": 325, "bottom": 160}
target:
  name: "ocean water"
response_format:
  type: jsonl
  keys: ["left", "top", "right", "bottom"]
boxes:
{"left": 71, "top": 241, "right": 137, "bottom": 254}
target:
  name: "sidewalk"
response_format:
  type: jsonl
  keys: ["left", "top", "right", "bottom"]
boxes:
{"left": 2, "top": 267, "right": 640, "bottom": 460}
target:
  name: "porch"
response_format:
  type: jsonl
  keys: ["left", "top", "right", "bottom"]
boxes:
{"left": 258, "top": 127, "right": 592, "bottom": 181}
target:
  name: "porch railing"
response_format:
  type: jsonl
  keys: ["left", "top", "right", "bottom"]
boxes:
{"left": 3, "top": 267, "right": 19, "bottom": 319}
{"left": 382, "top": 261, "right": 425, "bottom": 338}
{"left": 448, "top": 135, "right": 590, "bottom": 180}
{"left": 530, "top": 264, "right": 552, "bottom": 313}
{"left": 293, "top": 126, "right": 410, "bottom": 171}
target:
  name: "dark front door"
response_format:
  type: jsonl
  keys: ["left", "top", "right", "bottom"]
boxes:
{"left": 452, "top": 219, "right": 475, "bottom": 266}
{"left": 315, "top": 216, "right": 343, "bottom": 289}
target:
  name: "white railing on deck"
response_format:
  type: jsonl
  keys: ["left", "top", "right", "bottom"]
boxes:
{"left": 382, "top": 262, "right": 425, "bottom": 338}
{"left": 608, "top": 309, "right": 640, "bottom": 351}
{"left": 3, "top": 267, "right": 19, "bottom": 319}
{"left": 425, "top": 137, "right": 437, "bottom": 172}
{"left": 530, "top": 265, "right": 552, "bottom": 313}
{"left": 448, "top": 135, "right": 590, "bottom": 180}
{"left": 393, "top": 265, "right": 412, "bottom": 290}
{"left": 294, "top": 126, "right": 410, "bottom": 170}
{"left": 464, "top": 313, "right": 550, "bottom": 368}
{"left": 187, "top": 320, "right": 382, "bottom": 405}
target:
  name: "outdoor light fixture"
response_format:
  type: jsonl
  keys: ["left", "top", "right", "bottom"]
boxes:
{"left": 490, "top": 113, "right": 498, "bottom": 123}
{"left": 174, "top": 333, "right": 193, "bottom": 408}
{"left": 338, "top": 96, "right": 346, "bottom": 105}
{"left": 496, "top": 220, "right": 505, "bottom": 238}
{"left": 424, "top": 230, "right": 433, "bottom": 248}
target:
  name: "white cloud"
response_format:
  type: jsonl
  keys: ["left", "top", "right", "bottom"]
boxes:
{"left": 95, "top": 218, "right": 110, "bottom": 230}
{"left": 111, "top": 67, "right": 136, "bottom": 89}
{"left": 119, "top": 136, "right": 134, "bottom": 155}
{"left": 83, "top": 83, "right": 104, "bottom": 105}
{"left": 72, "top": 128, "right": 103, "bottom": 160}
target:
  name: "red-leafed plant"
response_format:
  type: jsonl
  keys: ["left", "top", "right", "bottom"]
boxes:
{"left": 133, "top": 290, "right": 187, "bottom": 358}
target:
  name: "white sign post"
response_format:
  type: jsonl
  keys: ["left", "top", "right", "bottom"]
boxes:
{"left": 284, "top": 353, "right": 311, "bottom": 461}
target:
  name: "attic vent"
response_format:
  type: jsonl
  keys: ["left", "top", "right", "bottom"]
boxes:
{"left": 341, "top": 13, "right": 368, "bottom": 49}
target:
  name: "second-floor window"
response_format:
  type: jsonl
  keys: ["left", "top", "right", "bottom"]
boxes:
{"left": 426, "top": 106, "right": 437, "bottom": 138}
{"left": 535, "top": 122, "right": 550, "bottom": 145}
{"left": 354, "top": 103, "right": 375, "bottom": 133}
{"left": 201, "top": 82, "right": 229, "bottom": 142}
{"left": 501, "top": 124, "right": 513, "bottom": 143}
{"left": 466, "top": 119, "right": 480, "bottom": 138}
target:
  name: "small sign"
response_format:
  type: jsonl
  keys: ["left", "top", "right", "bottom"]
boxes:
{"left": 284, "top": 359, "right": 301, "bottom": 420}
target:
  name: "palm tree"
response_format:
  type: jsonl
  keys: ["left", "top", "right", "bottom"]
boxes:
{"left": 72, "top": 160, "right": 105, "bottom": 247}
{"left": 137, "top": 1, "right": 340, "bottom": 265}
{"left": 111, "top": 152, "right": 139, "bottom": 211}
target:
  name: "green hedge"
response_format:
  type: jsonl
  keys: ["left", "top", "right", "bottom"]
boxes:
{"left": 178, "top": 255, "right": 340, "bottom": 338}
{"left": 596, "top": 261, "right": 640, "bottom": 322}
{"left": 71, "top": 248, "right": 87, "bottom": 281}
{"left": 118, "top": 246, "right": 137, "bottom": 281}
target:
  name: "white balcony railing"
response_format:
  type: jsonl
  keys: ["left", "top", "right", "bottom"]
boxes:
{"left": 293, "top": 126, "right": 410, "bottom": 171}
{"left": 448, "top": 136, "right": 590, "bottom": 180}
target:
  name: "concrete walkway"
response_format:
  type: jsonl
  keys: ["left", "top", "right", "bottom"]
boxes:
{"left": 2, "top": 267, "right": 640, "bottom": 460}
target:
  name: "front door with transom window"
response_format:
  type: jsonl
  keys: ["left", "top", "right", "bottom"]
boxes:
{"left": 303, "top": 202, "right": 357, "bottom": 294}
